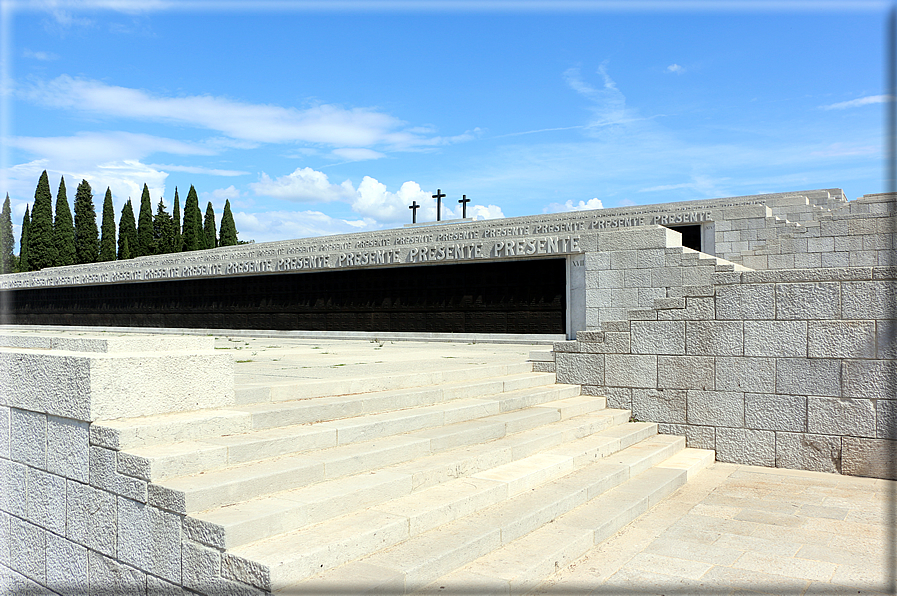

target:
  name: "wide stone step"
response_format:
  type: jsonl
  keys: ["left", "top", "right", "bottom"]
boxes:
{"left": 236, "top": 361, "right": 537, "bottom": 404}
{"left": 94, "top": 371, "right": 562, "bottom": 451}
{"left": 236, "top": 434, "right": 685, "bottom": 593}
{"left": 183, "top": 408, "right": 637, "bottom": 551}
{"left": 118, "top": 384, "right": 583, "bottom": 482}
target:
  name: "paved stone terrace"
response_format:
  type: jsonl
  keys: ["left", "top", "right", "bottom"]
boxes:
{"left": 222, "top": 337, "right": 895, "bottom": 596}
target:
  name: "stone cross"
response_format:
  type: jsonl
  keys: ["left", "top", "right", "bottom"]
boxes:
{"left": 409, "top": 200, "right": 420, "bottom": 224}
{"left": 458, "top": 195, "right": 470, "bottom": 219}
{"left": 433, "top": 189, "right": 445, "bottom": 221}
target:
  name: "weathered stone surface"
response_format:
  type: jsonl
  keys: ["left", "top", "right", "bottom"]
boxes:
{"left": 686, "top": 390, "right": 744, "bottom": 427}
{"left": 842, "top": 280, "right": 896, "bottom": 319}
{"left": 775, "top": 358, "right": 841, "bottom": 397}
{"left": 183, "top": 540, "right": 264, "bottom": 596}
{"left": 90, "top": 446, "right": 148, "bottom": 502}
{"left": 807, "top": 397, "right": 875, "bottom": 437}
{"left": 0, "top": 405, "right": 8, "bottom": 459}
{"left": 605, "top": 354, "right": 657, "bottom": 388}
{"left": 630, "top": 321, "right": 685, "bottom": 355}
{"left": 686, "top": 321, "right": 743, "bottom": 356}
{"left": 744, "top": 393, "right": 806, "bottom": 432}
{"left": 657, "top": 296, "right": 715, "bottom": 321}
{"left": 46, "top": 531, "right": 89, "bottom": 595}
{"left": 715, "top": 357, "right": 775, "bottom": 393}
{"left": 841, "top": 437, "right": 897, "bottom": 480}
{"left": 555, "top": 353, "right": 604, "bottom": 386}
{"left": 117, "top": 497, "right": 182, "bottom": 584}
{"left": 602, "top": 387, "right": 631, "bottom": 410}
{"left": 10, "top": 516, "right": 46, "bottom": 585}
{"left": 47, "top": 415, "right": 89, "bottom": 483}
{"left": 715, "top": 428, "right": 775, "bottom": 467}
{"left": 0, "top": 458, "right": 27, "bottom": 518}
{"left": 774, "top": 432, "right": 841, "bottom": 474}
{"left": 842, "top": 359, "right": 897, "bottom": 399}
{"left": 807, "top": 321, "right": 875, "bottom": 359}
{"left": 877, "top": 399, "right": 896, "bottom": 439}
{"left": 26, "top": 466, "right": 66, "bottom": 534}
{"left": 776, "top": 282, "right": 840, "bottom": 319}
{"left": 67, "top": 480, "right": 118, "bottom": 557}
{"left": 632, "top": 389, "right": 687, "bottom": 424}
{"left": 716, "top": 284, "right": 775, "bottom": 320}
{"left": 657, "top": 356, "right": 714, "bottom": 390}
{"left": 88, "top": 549, "right": 147, "bottom": 596}
{"left": 877, "top": 319, "right": 897, "bottom": 359}
{"left": 10, "top": 408, "right": 46, "bottom": 469}
{"left": 744, "top": 321, "right": 807, "bottom": 357}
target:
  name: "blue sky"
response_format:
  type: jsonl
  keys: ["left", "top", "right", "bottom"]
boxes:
{"left": 0, "top": 1, "right": 891, "bottom": 244}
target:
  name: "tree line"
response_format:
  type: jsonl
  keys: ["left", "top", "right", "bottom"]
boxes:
{"left": 0, "top": 170, "right": 242, "bottom": 274}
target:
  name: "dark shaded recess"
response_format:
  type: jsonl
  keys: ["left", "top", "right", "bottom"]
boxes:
{"left": 2, "top": 259, "right": 566, "bottom": 334}
{"left": 665, "top": 224, "right": 702, "bottom": 252}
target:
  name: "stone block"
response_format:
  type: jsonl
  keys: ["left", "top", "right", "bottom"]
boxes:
{"left": 637, "top": 287, "right": 666, "bottom": 307}
{"left": 624, "top": 269, "right": 651, "bottom": 288}
{"left": 10, "top": 516, "right": 46, "bottom": 585}
{"left": 744, "top": 321, "right": 807, "bottom": 357}
{"left": 807, "top": 236, "right": 834, "bottom": 252}
{"left": 631, "top": 321, "right": 685, "bottom": 355}
{"left": 714, "top": 428, "right": 775, "bottom": 467}
{"left": 88, "top": 549, "right": 147, "bottom": 596}
{"left": 842, "top": 281, "right": 897, "bottom": 319}
{"left": 46, "top": 531, "right": 89, "bottom": 595}
{"left": 657, "top": 356, "right": 714, "bottom": 390}
{"left": 598, "top": 226, "right": 678, "bottom": 251}
{"left": 877, "top": 320, "right": 897, "bottom": 359}
{"left": 610, "top": 250, "right": 638, "bottom": 270}
{"left": 0, "top": 458, "right": 27, "bottom": 518}
{"left": 90, "top": 446, "right": 148, "bottom": 503}
{"left": 878, "top": 400, "right": 896, "bottom": 439}
{"left": 554, "top": 353, "right": 604, "bottom": 386}
{"left": 604, "top": 354, "right": 657, "bottom": 388}
{"left": 0, "top": 406, "right": 8, "bottom": 459}
{"left": 841, "top": 437, "right": 897, "bottom": 480}
{"left": 652, "top": 267, "right": 682, "bottom": 288}
{"left": 715, "top": 357, "right": 775, "bottom": 393}
{"left": 603, "top": 387, "right": 631, "bottom": 410}
{"left": 632, "top": 389, "right": 686, "bottom": 424}
{"left": 117, "top": 497, "right": 182, "bottom": 584}
{"left": 715, "top": 284, "right": 775, "bottom": 321}
{"left": 26, "top": 467, "right": 66, "bottom": 535}
{"left": 686, "top": 390, "right": 744, "bottom": 427}
{"left": 807, "top": 321, "right": 876, "bottom": 359}
{"left": 808, "top": 397, "right": 875, "bottom": 437}
{"left": 47, "top": 415, "right": 89, "bottom": 483}
{"left": 183, "top": 539, "right": 264, "bottom": 596}
{"left": 597, "top": 269, "right": 624, "bottom": 289}
{"left": 776, "top": 358, "right": 841, "bottom": 397}
{"left": 744, "top": 393, "right": 806, "bottom": 432}
{"left": 585, "top": 251, "right": 610, "bottom": 270}
{"left": 820, "top": 252, "right": 850, "bottom": 268}
{"left": 775, "top": 432, "right": 842, "bottom": 474}
{"left": 0, "top": 511, "right": 7, "bottom": 567}
{"left": 582, "top": 331, "right": 630, "bottom": 353}
{"left": 686, "top": 321, "right": 743, "bottom": 356}
{"left": 67, "top": 480, "right": 117, "bottom": 557}
{"left": 776, "top": 282, "right": 840, "bottom": 320}
{"left": 843, "top": 359, "right": 897, "bottom": 399}
{"left": 10, "top": 408, "right": 46, "bottom": 469}
{"left": 658, "top": 297, "right": 715, "bottom": 321}
{"left": 637, "top": 248, "right": 666, "bottom": 269}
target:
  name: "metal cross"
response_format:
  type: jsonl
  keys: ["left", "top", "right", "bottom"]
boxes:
{"left": 458, "top": 195, "right": 470, "bottom": 219}
{"left": 409, "top": 200, "right": 420, "bottom": 224}
{"left": 432, "top": 189, "right": 446, "bottom": 221}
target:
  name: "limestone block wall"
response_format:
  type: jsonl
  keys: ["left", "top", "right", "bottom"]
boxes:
{"left": 555, "top": 266, "right": 897, "bottom": 479}
{"left": 0, "top": 333, "right": 235, "bottom": 594}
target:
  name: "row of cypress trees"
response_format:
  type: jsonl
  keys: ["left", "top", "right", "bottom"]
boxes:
{"left": 0, "top": 170, "right": 241, "bottom": 274}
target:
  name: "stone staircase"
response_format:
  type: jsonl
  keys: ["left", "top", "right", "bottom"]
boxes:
{"left": 92, "top": 356, "right": 713, "bottom": 595}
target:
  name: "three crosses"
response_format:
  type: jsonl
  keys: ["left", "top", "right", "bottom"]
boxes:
{"left": 409, "top": 189, "right": 471, "bottom": 224}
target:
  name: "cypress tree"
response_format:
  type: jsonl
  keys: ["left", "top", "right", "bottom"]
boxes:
{"left": 203, "top": 202, "right": 217, "bottom": 250}
{"left": 18, "top": 206, "right": 30, "bottom": 272}
{"left": 172, "top": 187, "right": 182, "bottom": 252}
{"left": 0, "top": 194, "right": 14, "bottom": 273}
{"left": 118, "top": 200, "right": 137, "bottom": 260}
{"left": 99, "top": 188, "right": 117, "bottom": 262}
{"left": 53, "top": 176, "right": 76, "bottom": 267}
{"left": 28, "top": 170, "right": 57, "bottom": 270}
{"left": 73, "top": 179, "right": 99, "bottom": 264}
{"left": 218, "top": 199, "right": 238, "bottom": 247}
{"left": 136, "top": 184, "right": 154, "bottom": 257}
{"left": 181, "top": 185, "right": 203, "bottom": 251}
{"left": 153, "top": 198, "right": 175, "bottom": 254}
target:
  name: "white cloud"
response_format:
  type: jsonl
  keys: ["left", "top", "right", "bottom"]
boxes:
{"left": 469, "top": 204, "right": 505, "bottom": 220}
{"left": 563, "top": 64, "right": 643, "bottom": 130}
{"left": 147, "top": 164, "right": 248, "bottom": 176}
{"left": 543, "top": 198, "right": 604, "bottom": 213}
{"left": 233, "top": 209, "right": 373, "bottom": 244}
{"left": 821, "top": 95, "right": 893, "bottom": 110}
{"left": 249, "top": 167, "right": 355, "bottom": 203}
{"left": 352, "top": 178, "right": 431, "bottom": 223}
{"left": 22, "top": 48, "right": 58, "bottom": 60}
{"left": 331, "top": 148, "right": 386, "bottom": 161}
{"left": 21, "top": 75, "right": 450, "bottom": 149}
{"left": 666, "top": 64, "right": 685, "bottom": 74}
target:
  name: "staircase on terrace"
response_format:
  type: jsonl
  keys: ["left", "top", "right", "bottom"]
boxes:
{"left": 92, "top": 344, "right": 713, "bottom": 595}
